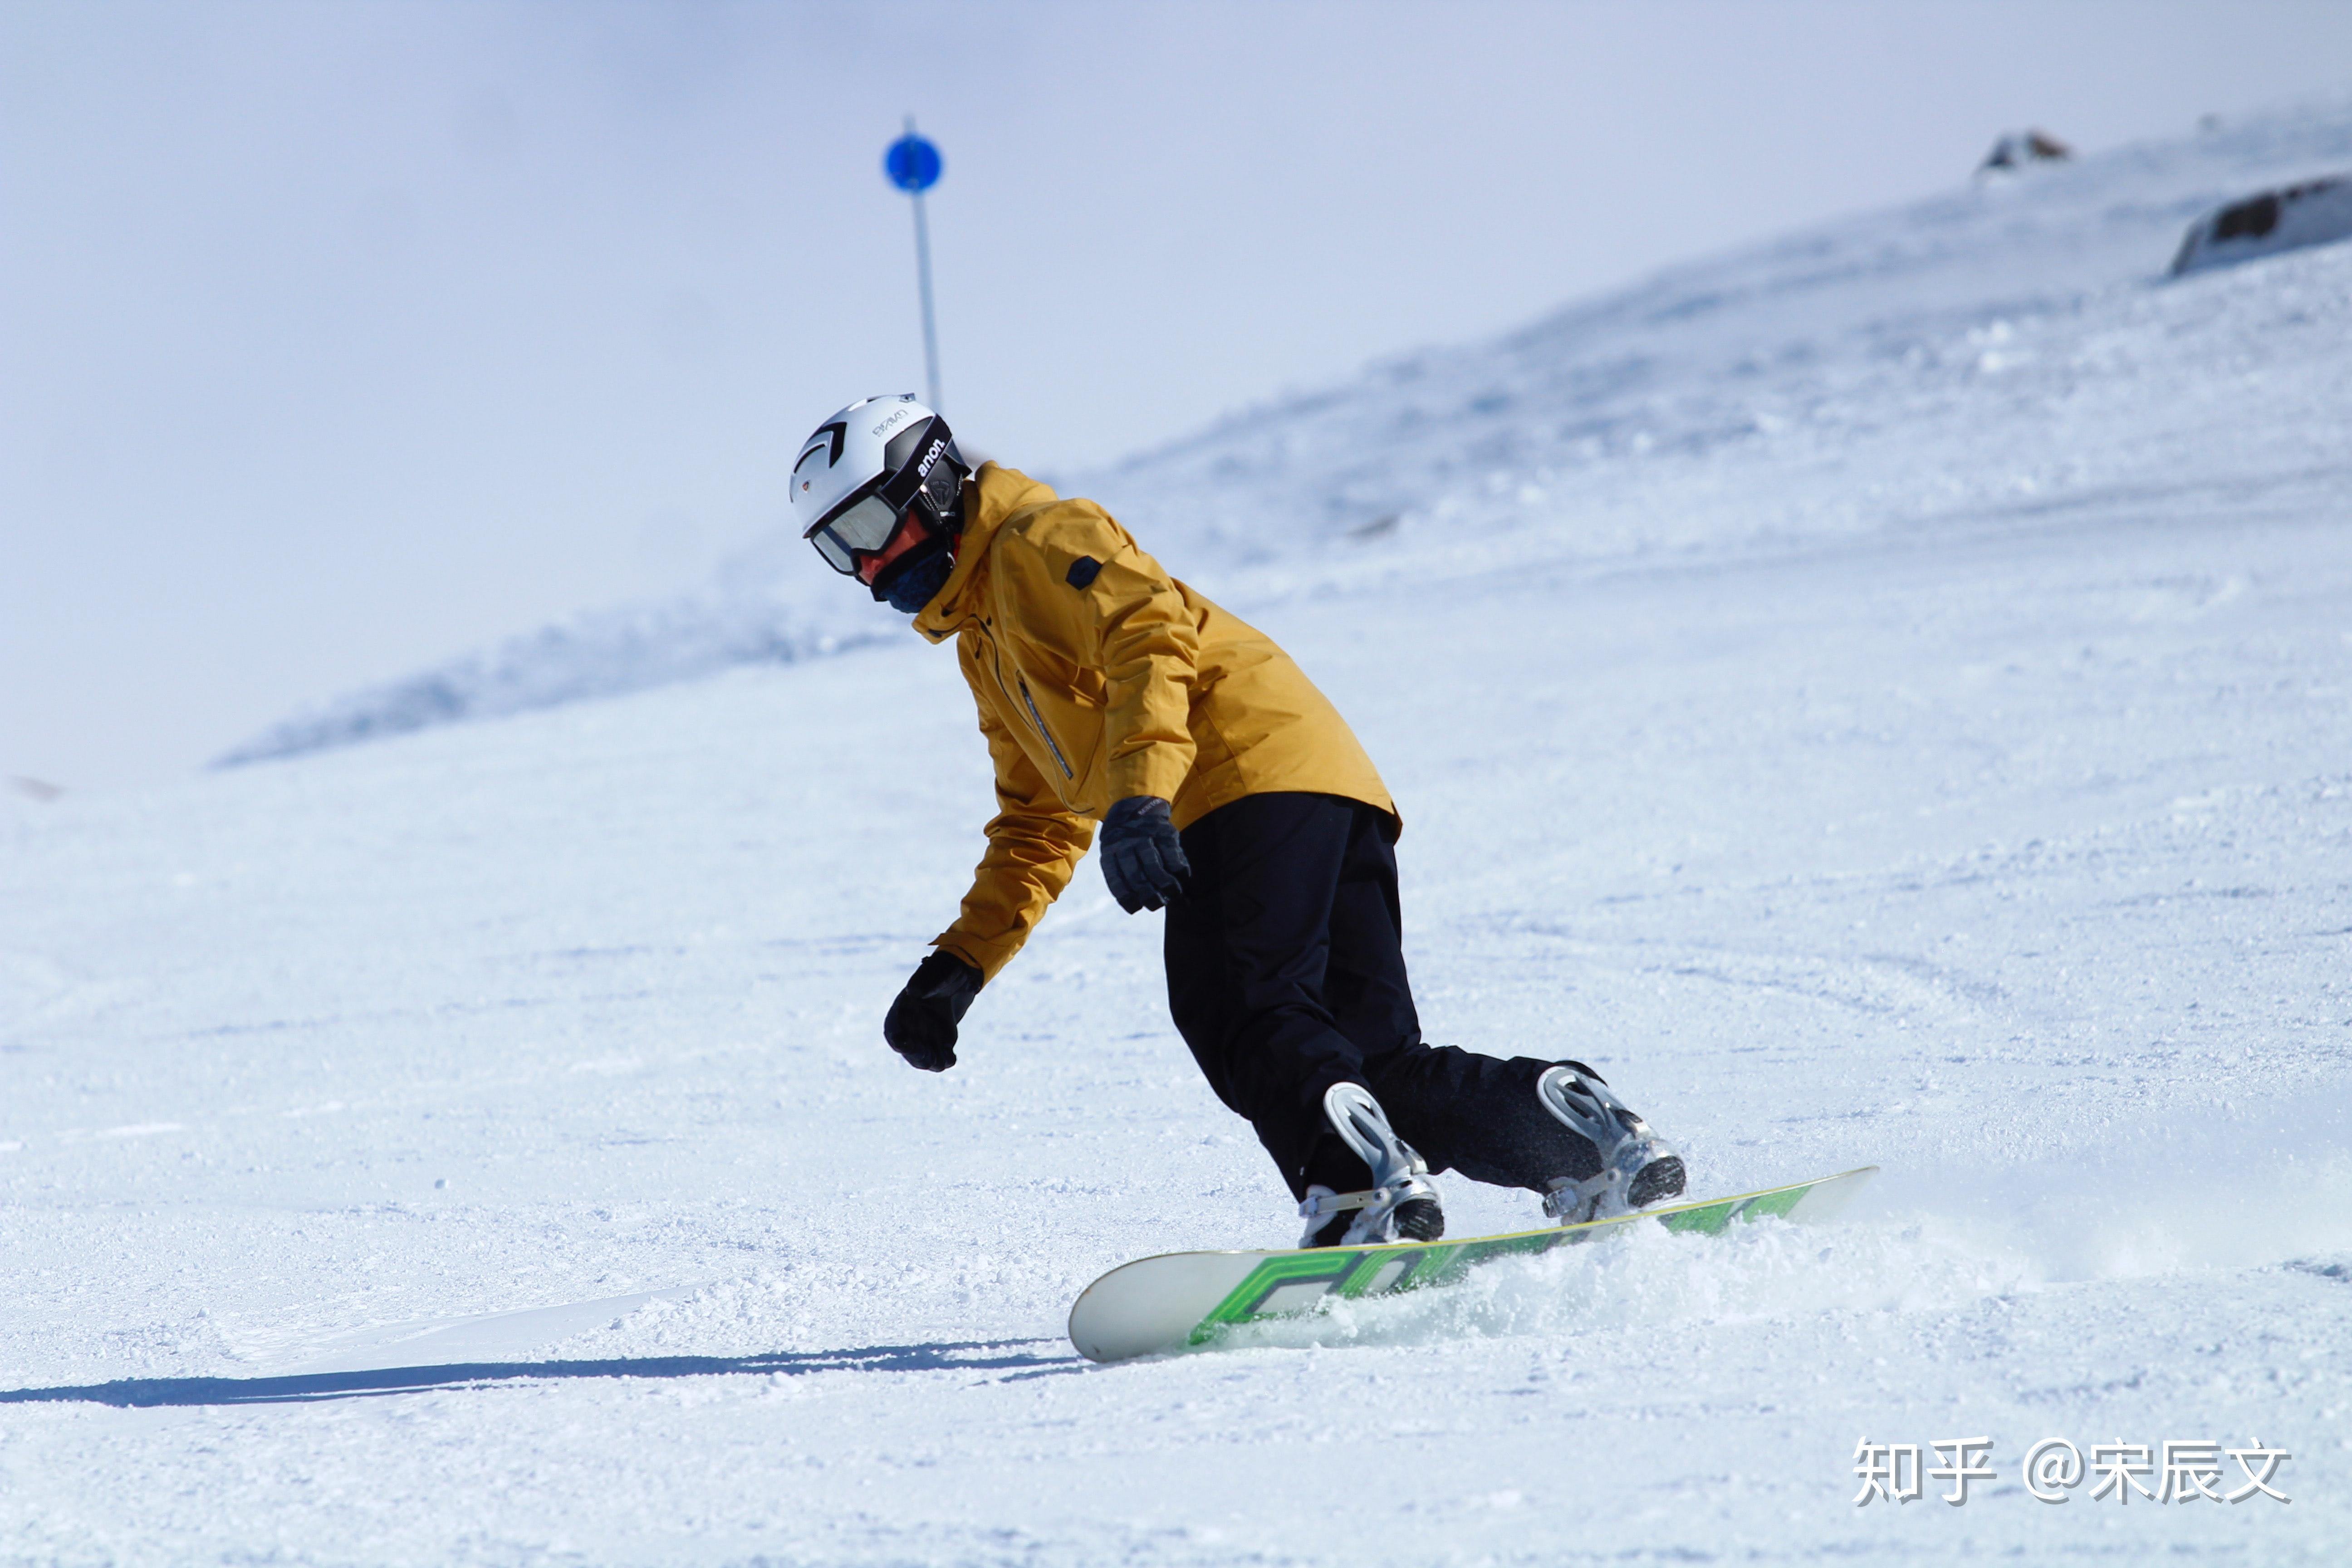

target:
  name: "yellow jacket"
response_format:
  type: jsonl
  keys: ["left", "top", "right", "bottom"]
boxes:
{"left": 913, "top": 464, "right": 1396, "bottom": 981}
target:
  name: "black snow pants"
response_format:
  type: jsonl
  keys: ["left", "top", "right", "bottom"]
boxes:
{"left": 1162, "top": 791, "right": 1600, "bottom": 1201}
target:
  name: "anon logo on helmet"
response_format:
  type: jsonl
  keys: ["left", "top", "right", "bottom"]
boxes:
{"left": 915, "top": 436, "right": 948, "bottom": 478}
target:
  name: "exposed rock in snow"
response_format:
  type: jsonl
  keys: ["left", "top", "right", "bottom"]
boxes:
{"left": 1977, "top": 127, "right": 2072, "bottom": 173}
{"left": 2171, "top": 172, "right": 2352, "bottom": 274}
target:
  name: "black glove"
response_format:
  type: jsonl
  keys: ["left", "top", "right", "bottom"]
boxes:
{"left": 883, "top": 950, "right": 983, "bottom": 1071}
{"left": 1100, "top": 795, "right": 1191, "bottom": 913}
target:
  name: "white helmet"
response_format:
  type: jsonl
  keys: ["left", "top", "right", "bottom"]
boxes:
{"left": 791, "top": 394, "right": 966, "bottom": 578}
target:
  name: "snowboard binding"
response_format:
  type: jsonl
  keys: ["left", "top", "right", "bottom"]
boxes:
{"left": 1536, "top": 1063, "right": 1686, "bottom": 1225}
{"left": 1298, "top": 1083, "right": 1445, "bottom": 1248}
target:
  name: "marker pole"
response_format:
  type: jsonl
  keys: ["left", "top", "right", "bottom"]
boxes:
{"left": 901, "top": 116, "right": 943, "bottom": 411}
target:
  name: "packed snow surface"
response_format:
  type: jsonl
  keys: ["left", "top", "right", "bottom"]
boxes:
{"left": 9, "top": 103, "right": 2352, "bottom": 1564}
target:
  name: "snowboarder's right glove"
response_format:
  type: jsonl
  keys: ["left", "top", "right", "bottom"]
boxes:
{"left": 1099, "top": 795, "right": 1191, "bottom": 914}
{"left": 883, "top": 950, "right": 983, "bottom": 1072}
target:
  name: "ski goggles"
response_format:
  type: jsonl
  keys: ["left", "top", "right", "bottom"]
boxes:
{"left": 804, "top": 486, "right": 911, "bottom": 575}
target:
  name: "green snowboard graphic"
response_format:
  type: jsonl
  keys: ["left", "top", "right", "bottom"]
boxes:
{"left": 1068, "top": 1166, "right": 1877, "bottom": 1363}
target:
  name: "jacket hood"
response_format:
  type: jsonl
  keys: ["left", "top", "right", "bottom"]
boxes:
{"left": 911, "top": 462, "right": 1060, "bottom": 642}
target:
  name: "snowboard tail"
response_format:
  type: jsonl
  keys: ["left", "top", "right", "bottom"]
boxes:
{"left": 1069, "top": 1165, "right": 1877, "bottom": 1363}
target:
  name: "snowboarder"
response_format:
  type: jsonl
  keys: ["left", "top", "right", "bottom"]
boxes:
{"left": 793, "top": 394, "right": 1686, "bottom": 1245}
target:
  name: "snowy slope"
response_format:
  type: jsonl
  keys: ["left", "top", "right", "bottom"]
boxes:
{"left": 8, "top": 103, "right": 2352, "bottom": 1564}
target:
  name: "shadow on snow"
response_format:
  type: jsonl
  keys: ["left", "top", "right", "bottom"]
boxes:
{"left": 0, "top": 1338, "right": 1085, "bottom": 1408}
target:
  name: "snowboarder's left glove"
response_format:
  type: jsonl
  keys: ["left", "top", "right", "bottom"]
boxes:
{"left": 1100, "top": 795, "right": 1191, "bottom": 914}
{"left": 883, "top": 950, "right": 983, "bottom": 1072}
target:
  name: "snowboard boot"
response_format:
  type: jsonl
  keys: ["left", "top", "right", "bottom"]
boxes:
{"left": 1535, "top": 1062, "right": 1686, "bottom": 1225}
{"left": 1297, "top": 1082, "right": 1445, "bottom": 1248}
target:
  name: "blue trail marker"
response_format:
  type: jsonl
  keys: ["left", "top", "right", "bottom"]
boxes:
{"left": 884, "top": 119, "right": 945, "bottom": 411}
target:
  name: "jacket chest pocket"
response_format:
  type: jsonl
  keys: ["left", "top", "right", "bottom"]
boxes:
{"left": 1014, "top": 672, "right": 1076, "bottom": 781}
{"left": 978, "top": 622, "right": 1098, "bottom": 794}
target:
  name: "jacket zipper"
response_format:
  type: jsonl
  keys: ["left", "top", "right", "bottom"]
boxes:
{"left": 975, "top": 615, "right": 1076, "bottom": 784}
{"left": 1016, "top": 674, "right": 1076, "bottom": 780}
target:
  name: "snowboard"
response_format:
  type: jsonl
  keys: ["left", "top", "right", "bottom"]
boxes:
{"left": 1068, "top": 1165, "right": 1877, "bottom": 1363}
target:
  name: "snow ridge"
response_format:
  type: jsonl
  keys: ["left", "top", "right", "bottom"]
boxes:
{"left": 216, "top": 555, "right": 885, "bottom": 766}
{"left": 219, "top": 99, "right": 2352, "bottom": 765}
{"left": 1087, "top": 98, "right": 2352, "bottom": 572}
